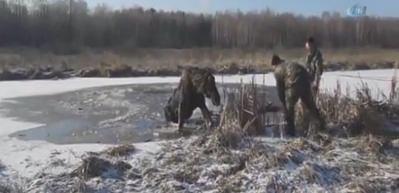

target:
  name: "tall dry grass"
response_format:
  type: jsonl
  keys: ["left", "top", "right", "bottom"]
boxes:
{"left": 218, "top": 77, "right": 281, "bottom": 138}
{"left": 217, "top": 73, "right": 399, "bottom": 139}
{"left": 317, "top": 77, "right": 399, "bottom": 137}
{"left": 0, "top": 47, "right": 397, "bottom": 74}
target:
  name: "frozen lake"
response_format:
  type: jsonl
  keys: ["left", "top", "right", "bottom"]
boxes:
{"left": 1, "top": 83, "right": 279, "bottom": 144}
{"left": 0, "top": 69, "right": 397, "bottom": 178}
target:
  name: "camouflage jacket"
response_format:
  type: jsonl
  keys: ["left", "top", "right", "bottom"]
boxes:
{"left": 305, "top": 49, "right": 324, "bottom": 83}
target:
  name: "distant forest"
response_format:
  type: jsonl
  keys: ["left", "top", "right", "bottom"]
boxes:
{"left": 1, "top": 0, "right": 399, "bottom": 51}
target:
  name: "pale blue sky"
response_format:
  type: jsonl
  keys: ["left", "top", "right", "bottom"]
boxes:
{"left": 86, "top": 0, "right": 398, "bottom": 17}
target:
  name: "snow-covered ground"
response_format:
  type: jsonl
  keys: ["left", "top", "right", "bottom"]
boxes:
{"left": 0, "top": 69, "right": 397, "bottom": 184}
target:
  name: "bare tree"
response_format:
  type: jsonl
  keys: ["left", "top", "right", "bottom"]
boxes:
{"left": 0, "top": 0, "right": 399, "bottom": 50}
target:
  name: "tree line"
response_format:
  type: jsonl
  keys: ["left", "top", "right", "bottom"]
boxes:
{"left": 1, "top": 0, "right": 399, "bottom": 52}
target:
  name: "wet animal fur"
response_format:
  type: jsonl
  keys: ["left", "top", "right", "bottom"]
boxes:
{"left": 164, "top": 67, "right": 221, "bottom": 130}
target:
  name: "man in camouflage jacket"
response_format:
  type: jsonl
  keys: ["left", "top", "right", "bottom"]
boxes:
{"left": 305, "top": 37, "right": 324, "bottom": 94}
{"left": 272, "top": 54, "right": 325, "bottom": 136}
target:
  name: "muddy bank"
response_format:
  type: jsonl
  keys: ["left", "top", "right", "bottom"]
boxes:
{"left": 0, "top": 83, "right": 279, "bottom": 144}
{"left": 1, "top": 60, "right": 397, "bottom": 81}
{"left": 0, "top": 65, "right": 262, "bottom": 81}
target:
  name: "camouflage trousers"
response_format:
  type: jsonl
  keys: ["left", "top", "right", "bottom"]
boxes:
{"left": 284, "top": 84, "right": 325, "bottom": 136}
{"left": 295, "top": 86, "right": 323, "bottom": 136}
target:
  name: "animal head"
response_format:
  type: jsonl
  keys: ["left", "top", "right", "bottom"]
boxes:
{"left": 192, "top": 69, "right": 221, "bottom": 106}
{"left": 204, "top": 74, "right": 221, "bottom": 106}
{"left": 164, "top": 104, "right": 178, "bottom": 123}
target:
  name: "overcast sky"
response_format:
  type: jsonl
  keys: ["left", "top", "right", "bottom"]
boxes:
{"left": 84, "top": 0, "right": 399, "bottom": 17}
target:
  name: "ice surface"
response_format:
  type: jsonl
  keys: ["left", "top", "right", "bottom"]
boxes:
{"left": 0, "top": 69, "right": 396, "bottom": 180}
